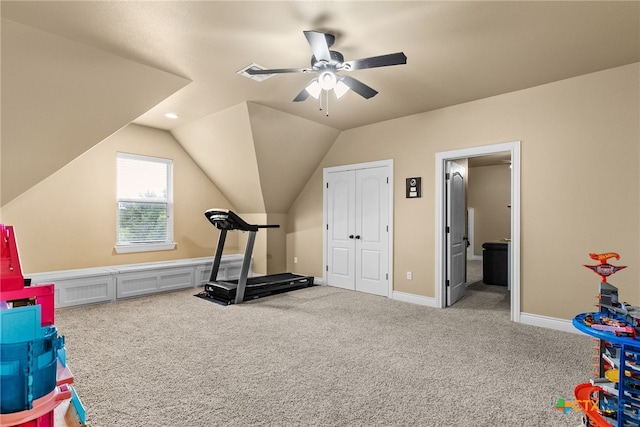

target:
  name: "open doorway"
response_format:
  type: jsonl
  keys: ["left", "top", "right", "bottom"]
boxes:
{"left": 463, "top": 154, "right": 512, "bottom": 313}
{"left": 435, "top": 141, "right": 521, "bottom": 322}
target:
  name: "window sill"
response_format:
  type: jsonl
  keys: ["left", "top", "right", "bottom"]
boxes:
{"left": 114, "top": 242, "right": 177, "bottom": 254}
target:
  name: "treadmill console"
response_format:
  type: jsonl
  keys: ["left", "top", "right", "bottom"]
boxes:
{"left": 204, "top": 209, "right": 258, "bottom": 231}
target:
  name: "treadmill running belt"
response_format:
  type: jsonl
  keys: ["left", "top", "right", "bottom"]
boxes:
{"left": 204, "top": 272, "right": 314, "bottom": 304}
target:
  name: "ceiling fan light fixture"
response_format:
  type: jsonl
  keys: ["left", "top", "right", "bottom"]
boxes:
{"left": 318, "top": 70, "right": 337, "bottom": 90}
{"left": 305, "top": 80, "right": 322, "bottom": 99}
{"left": 334, "top": 79, "right": 350, "bottom": 99}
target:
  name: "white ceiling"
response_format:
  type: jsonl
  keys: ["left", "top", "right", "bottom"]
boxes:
{"left": 3, "top": 1, "right": 639, "bottom": 131}
{"left": 1, "top": 1, "right": 639, "bottom": 209}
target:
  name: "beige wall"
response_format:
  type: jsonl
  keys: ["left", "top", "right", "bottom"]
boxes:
{"left": 1, "top": 124, "right": 238, "bottom": 273}
{"left": 468, "top": 164, "right": 511, "bottom": 256}
{"left": 222, "top": 213, "right": 286, "bottom": 276}
{"left": 266, "top": 213, "right": 287, "bottom": 275}
{"left": 286, "top": 170, "right": 325, "bottom": 276}
{"left": 287, "top": 63, "right": 640, "bottom": 320}
{"left": 206, "top": 212, "right": 286, "bottom": 276}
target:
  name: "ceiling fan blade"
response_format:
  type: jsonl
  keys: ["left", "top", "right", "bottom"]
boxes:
{"left": 340, "top": 75, "right": 378, "bottom": 99}
{"left": 304, "top": 31, "right": 332, "bottom": 63}
{"left": 293, "top": 87, "right": 311, "bottom": 102}
{"left": 245, "top": 67, "right": 312, "bottom": 75}
{"left": 342, "top": 52, "right": 407, "bottom": 71}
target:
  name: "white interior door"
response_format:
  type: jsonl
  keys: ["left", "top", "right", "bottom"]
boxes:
{"left": 355, "top": 167, "right": 389, "bottom": 296}
{"left": 446, "top": 161, "right": 466, "bottom": 306}
{"left": 325, "top": 164, "right": 390, "bottom": 296}
{"left": 326, "top": 170, "right": 356, "bottom": 290}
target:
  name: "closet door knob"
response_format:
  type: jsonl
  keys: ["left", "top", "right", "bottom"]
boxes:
{"left": 355, "top": 235, "right": 361, "bottom": 239}
{"left": 349, "top": 235, "right": 354, "bottom": 239}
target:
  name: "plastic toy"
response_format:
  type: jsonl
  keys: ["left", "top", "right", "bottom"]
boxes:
{"left": 584, "top": 252, "right": 627, "bottom": 283}
{"left": 573, "top": 252, "right": 640, "bottom": 427}
{"left": 1, "top": 225, "right": 24, "bottom": 291}
{"left": 0, "top": 224, "right": 86, "bottom": 427}
{"left": 574, "top": 383, "right": 611, "bottom": 427}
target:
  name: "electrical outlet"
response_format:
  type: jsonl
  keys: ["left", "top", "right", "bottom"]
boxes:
{"left": 407, "top": 271, "right": 412, "bottom": 280}
{"left": 294, "top": 257, "right": 298, "bottom": 264}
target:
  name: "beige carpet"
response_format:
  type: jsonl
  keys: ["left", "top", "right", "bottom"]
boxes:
{"left": 54, "top": 285, "right": 592, "bottom": 426}
{"left": 467, "top": 259, "right": 484, "bottom": 285}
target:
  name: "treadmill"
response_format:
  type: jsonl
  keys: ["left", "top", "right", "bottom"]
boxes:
{"left": 202, "top": 209, "right": 314, "bottom": 304}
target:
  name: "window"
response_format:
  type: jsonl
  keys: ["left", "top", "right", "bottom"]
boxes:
{"left": 115, "top": 153, "right": 175, "bottom": 253}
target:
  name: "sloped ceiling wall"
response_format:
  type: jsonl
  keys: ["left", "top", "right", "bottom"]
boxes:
{"left": 248, "top": 103, "right": 340, "bottom": 213}
{"left": 172, "top": 102, "right": 339, "bottom": 214}
{"left": 0, "top": 18, "right": 191, "bottom": 206}
{"left": 170, "top": 103, "right": 266, "bottom": 213}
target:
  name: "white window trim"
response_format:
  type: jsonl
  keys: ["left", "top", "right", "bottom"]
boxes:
{"left": 114, "top": 242, "right": 176, "bottom": 254}
{"left": 116, "top": 152, "right": 176, "bottom": 254}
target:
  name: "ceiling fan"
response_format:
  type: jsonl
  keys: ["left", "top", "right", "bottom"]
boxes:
{"left": 243, "top": 31, "right": 407, "bottom": 103}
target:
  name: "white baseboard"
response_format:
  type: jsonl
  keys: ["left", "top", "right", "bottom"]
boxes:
{"left": 391, "top": 291, "right": 438, "bottom": 307}
{"left": 390, "top": 291, "right": 579, "bottom": 335}
{"left": 519, "top": 312, "right": 579, "bottom": 334}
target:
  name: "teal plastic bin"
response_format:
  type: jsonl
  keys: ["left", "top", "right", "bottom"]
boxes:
{"left": 0, "top": 306, "right": 62, "bottom": 413}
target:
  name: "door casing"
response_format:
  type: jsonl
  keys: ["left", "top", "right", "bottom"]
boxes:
{"left": 323, "top": 159, "right": 394, "bottom": 296}
{"left": 435, "top": 142, "right": 521, "bottom": 322}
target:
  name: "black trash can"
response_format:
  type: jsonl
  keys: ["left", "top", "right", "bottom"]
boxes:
{"left": 482, "top": 242, "right": 508, "bottom": 286}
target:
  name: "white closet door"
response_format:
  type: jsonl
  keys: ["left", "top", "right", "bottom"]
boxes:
{"left": 326, "top": 170, "right": 356, "bottom": 290}
{"left": 326, "top": 166, "right": 389, "bottom": 296}
{"left": 354, "top": 167, "right": 389, "bottom": 296}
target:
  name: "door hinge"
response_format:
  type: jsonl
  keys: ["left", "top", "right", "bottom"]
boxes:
{"left": 386, "top": 273, "right": 388, "bottom": 280}
{"left": 446, "top": 279, "right": 450, "bottom": 287}
{"left": 326, "top": 265, "right": 329, "bottom": 272}
{"left": 446, "top": 226, "right": 450, "bottom": 233}
{"left": 445, "top": 173, "right": 450, "bottom": 180}
{"left": 326, "top": 182, "right": 329, "bottom": 189}
{"left": 386, "top": 225, "right": 388, "bottom": 232}
{"left": 386, "top": 177, "right": 389, "bottom": 184}
{"left": 326, "top": 224, "right": 329, "bottom": 230}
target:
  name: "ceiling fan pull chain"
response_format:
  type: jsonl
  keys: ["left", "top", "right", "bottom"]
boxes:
{"left": 326, "top": 92, "right": 330, "bottom": 117}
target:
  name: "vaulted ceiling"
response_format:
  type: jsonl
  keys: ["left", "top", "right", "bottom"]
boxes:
{"left": 171, "top": 102, "right": 339, "bottom": 213}
{"left": 2, "top": 1, "right": 639, "bottom": 209}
